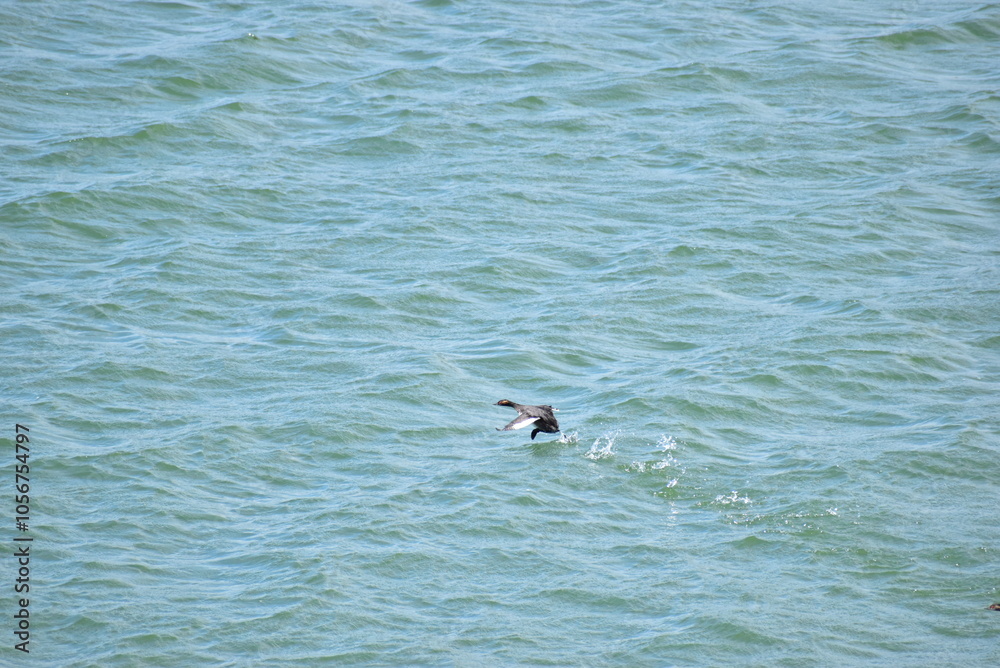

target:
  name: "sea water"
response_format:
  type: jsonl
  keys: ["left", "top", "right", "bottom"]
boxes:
{"left": 3, "top": 1, "right": 999, "bottom": 664}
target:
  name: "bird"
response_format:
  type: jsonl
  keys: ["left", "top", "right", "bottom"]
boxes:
{"left": 494, "top": 399, "right": 560, "bottom": 440}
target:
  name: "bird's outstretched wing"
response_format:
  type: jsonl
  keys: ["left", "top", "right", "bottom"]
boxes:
{"left": 496, "top": 415, "right": 541, "bottom": 431}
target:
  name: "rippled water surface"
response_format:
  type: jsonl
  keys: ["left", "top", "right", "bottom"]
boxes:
{"left": 3, "top": 1, "right": 1000, "bottom": 665}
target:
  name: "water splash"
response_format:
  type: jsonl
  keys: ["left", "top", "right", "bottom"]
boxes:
{"left": 657, "top": 434, "right": 677, "bottom": 451}
{"left": 584, "top": 430, "right": 618, "bottom": 460}
{"left": 714, "top": 490, "right": 751, "bottom": 505}
{"left": 624, "top": 434, "right": 682, "bottom": 475}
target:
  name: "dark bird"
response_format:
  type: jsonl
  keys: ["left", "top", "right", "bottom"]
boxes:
{"left": 494, "top": 399, "right": 560, "bottom": 440}
{"left": 990, "top": 603, "right": 1000, "bottom": 611}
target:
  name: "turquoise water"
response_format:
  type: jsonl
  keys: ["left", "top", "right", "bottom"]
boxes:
{"left": 3, "top": 0, "right": 1000, "bottom": 664}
